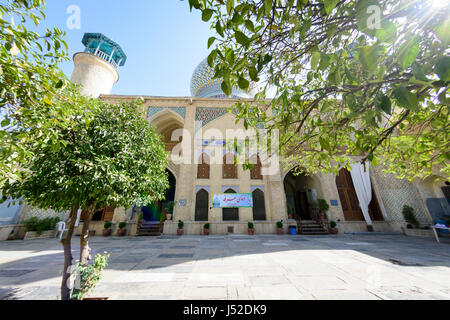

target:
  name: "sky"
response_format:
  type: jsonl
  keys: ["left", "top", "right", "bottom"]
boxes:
{"left": 38, "top": 0, "right": 214, "bottom": 96}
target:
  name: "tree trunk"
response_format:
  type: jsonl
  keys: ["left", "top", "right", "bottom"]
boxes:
{"left": 60, "top": 205, "right": 79, "bottom": 300}
{"left": 80, "top": 201, "right": 97, "bottom": 265}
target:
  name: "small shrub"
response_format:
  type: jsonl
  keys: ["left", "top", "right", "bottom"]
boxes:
{"left": 203, "top": 223, "right": 210, "bottom": 229}
{"left": 330, "top": 220, "right": 337, "bottom": 228}
{"left": 23, "top": 216, "right": 60, "bottom": 234}
{"left": 164, "top": 201, "right": 174, "bottom": 214}
{"left": 317, "top": 199, "right": 329, "bottom": 213}
{"left": 276, "top": 221, "right": 283, "bottom": 228}
{"left": 138, "top": 212, "right": 143, "bottom": 220}
{"left": 23, "top": 217, "right": 40, "bottom": 232}
{"left": 104, "top": 221, "right": 112, "bottom": 229}
{"left": 178, "top": 220, "right": 184, "bottom": 229}
{"left": 71, "top": 252, "right": 110, "bottom": 300}
{"left": 248, "top": 222, "right": 254, "bottom": 229}
{"left": 402, "top": 205, "right": 419, "bottom": 228}
{"left": 118, "top": 222, "right": 126, "bottom": 229}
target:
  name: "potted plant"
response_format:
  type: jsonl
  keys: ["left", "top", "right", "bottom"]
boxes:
{"left": 203, "top": 223, "right": 210, "bottom": 236}
{"left": 287, "top": 207, "right": 294, "bottom": 219}
{"left": 402, "top": 205, "right": 419, "bottom": 228}
{"left": 116, "top": 222, "right": 126, "bottom": 236}
{"left": 276, "top": 221, "right": 284, "bottom": 235}
{"left": 329, "top": 220, "right": 338, "bottom": 234}
{"left": 317, "top": 199, "right": 329, "bottom": 215}
{"left": 248, "top": 222, "right": 255, "bottom": 235}
{"left": 165, "top": 201, "right": 174, "bottom": 221}
{"left": 177, "top": 220, "right": 184, "bottom": 236}
{"left": 102, "top": 221, "right": 112, "bottom": 237}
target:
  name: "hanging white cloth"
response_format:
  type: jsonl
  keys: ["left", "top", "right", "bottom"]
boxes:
{"left": 349, "top": 162, "right": 373, "bottom": 226}
{"left": 75, "top": 209, "right": 82, "bottom": 227}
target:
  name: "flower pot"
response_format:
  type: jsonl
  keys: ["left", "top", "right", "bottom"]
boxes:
{"left": 116, "top": 228, "right": 126, "bottom": 237}
{"left": 166, "top": 213, "right": 172, "bottom": 221}
{"left": 203, "top": 229, "right": 210, "bottom": 236}
{"left": 248, "top": 228, "right": 255, "bottom": 235}
{"left": 277, "top": 228, "right": 284, "bottom": 235}
{"left": 330, "top": 228, "right": 338, "bottom": 235}
{"left": 102, "top": 228, "right": 111, "bottom": 237}
{"left": 177, "top": 228, "right": 184, "bottom": 236}
{"left": 288, "top": 214, "right": 293, "bottom": 219}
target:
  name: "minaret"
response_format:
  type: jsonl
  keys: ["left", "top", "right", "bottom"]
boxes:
{"left": 70, "top": 33, "right": 127, "bottom": 98}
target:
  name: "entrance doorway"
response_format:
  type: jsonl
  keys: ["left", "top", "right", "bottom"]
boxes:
{"left": 335, "top": 168, "right": 384, "bottom": 221}
{"left": 284, "top": 169, "right": 323, "bottom": 220}
{"left": 222, "top": 188, "right": 239, "bottom": 221}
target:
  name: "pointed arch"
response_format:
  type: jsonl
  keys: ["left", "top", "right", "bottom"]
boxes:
{"left": 149, "top": 109, "right": 185, "bottom": 151}
{"left": 195, "top": 189, "right": 209, "bottom": 221}
{"left": 250, "top": 154, "right": 263, "bottom": 180}
{"left": 222, "top": 188, "right": 239, "bottom": 221}
{"left": 223, "top": 153, "right": 237, "bottom": 179}
{"left": 197, "top": 153, "right": 210, "bottom": 179}
{"left": 252, "top": 188, "right": 266, "bottom": 221}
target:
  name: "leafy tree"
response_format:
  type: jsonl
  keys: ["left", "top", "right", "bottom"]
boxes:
{"left": 189, "top": 0, "right": 449, "bottom": 180}
{"left": 0, "top": 0, "right": 72, "bottom": 188}
{"left": 2, "top": 95, "right": 169, "bottom": 300}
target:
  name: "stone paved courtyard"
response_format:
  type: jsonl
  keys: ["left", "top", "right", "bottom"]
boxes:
{"left": 0, "top": 234, "right": 449, "bottom": 300}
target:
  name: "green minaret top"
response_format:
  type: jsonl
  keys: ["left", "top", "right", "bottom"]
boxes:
{"left": 81, "top": 33, "right": 127, "bottom": 69}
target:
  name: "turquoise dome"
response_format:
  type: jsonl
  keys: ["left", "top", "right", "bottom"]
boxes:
{"left": 190, "top": 58, "right": 252, "bottom": 98}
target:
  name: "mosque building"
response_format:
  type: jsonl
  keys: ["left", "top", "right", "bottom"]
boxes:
{"left": 0, "top": 33, "right": 448, "bottom": 239}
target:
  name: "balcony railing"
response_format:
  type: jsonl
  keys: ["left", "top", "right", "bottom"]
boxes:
{"left": 84, "top": 47, "right": 118, "bottom": 69}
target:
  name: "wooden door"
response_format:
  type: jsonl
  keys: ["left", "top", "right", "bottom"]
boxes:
{"left": 222, "top": 189, "right": 239, "bottom": 221}
{"left": 252, "top": 189, "right": 266, "bottom": 221}
{"left": 336, "top": 169, "right": 365, "bottom": 221}
{"left": 195, "top": 189, "right": 209, "bottom": 221}
{"left": 297, "top": 191, "right": 311, "bottom": 220}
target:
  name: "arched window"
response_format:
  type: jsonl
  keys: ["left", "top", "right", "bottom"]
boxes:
{"left": 250, "top": 155, "right": 263, "bottom": 180}
{"left": 223, "top": 153, "right": 237, "bottom": 179}
{"left": 222, "top": 188, "right": 239, "bottom": 221}
{"left": 195, "top": 189, "right": 209, "bottom": 221}
{"left": 197, "top": 153, "right": 210, "bottom": 179}
{"left": 252, "top": 189, "right": 266, "bottom": 220}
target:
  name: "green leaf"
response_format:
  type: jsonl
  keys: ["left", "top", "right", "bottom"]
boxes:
{"left": 207, "top": 37, "right": 216, "bottom": 49}
{"left": 238, "top": 76, "right": 249, "bottom": 90}
{"left": 221, "top": 80, "right": 232, "bottom": 96}
{"left": 358, "top": 45, "right": 378, "bottom": 73}
{"left": 392, "top": 86, "right": 418, "bottom": 110}
{"left": 265, "top": 0, "right": 273, "bottom": 16}
{"left": 398, "top": 40, "right": 420, "bottom": 70}
{"left": 1, "top": 118, "right": 10, "bottom": 127}
{"left": 226, "top": 0, "right": 234, "bottom": 15}
{"left": 215, "top": 21, "right": 224, "bottom": 37}
{"left": 375, "top": 21, "right": 397, "bottom": 43}
{"left": 375, "top": 94, "right": 392, "bottom": 115}
{"left": 55, "top": 80, "right": 64, "bottom": 89}
{"left": 235, "top": 31, "right": 250, "bottom": 48}
{"left": 202, "top": 9, "right": 214, "bottom": 22}
{"left": 324, "top": 0, "right": 339, "bottom": 15}
{"left": 248, "top": 66, "right": 259, "bottom": 82}
{"left": 310, "top": 51, "right": 320, "bottom": 70}
{"left": 319, "top": 53, "right": 330, "bottom": 71}
{"left": 207, "top": 50, "right": 217, "bottom": 68}
{"left": 245, "top": 20, "right": 255, "bottom": 32}
{"left": 434, "top": 56, "right": 450, "bottom": 81}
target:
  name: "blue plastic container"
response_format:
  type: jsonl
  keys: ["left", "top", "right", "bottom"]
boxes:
{"left": 289, "top": 226, "right": 297, "bottom": 235}
{"left": 435, "top": 219, "right": 450, "bottom": 234}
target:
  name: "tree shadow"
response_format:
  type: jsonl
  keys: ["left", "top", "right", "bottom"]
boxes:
{"left": 0, "top": 233, "right": 449, "bottom": 299}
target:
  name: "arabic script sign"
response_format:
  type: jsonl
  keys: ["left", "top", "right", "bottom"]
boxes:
{"left": 212, "top": 193, "right": 253, "bottom": 208}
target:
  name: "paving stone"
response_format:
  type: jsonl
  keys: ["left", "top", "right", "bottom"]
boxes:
{"left": 158, "top": 253, "right": 194, "bottom": 258}
{"left": 0, "top": 270, "right": 36, "bottom": 277}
